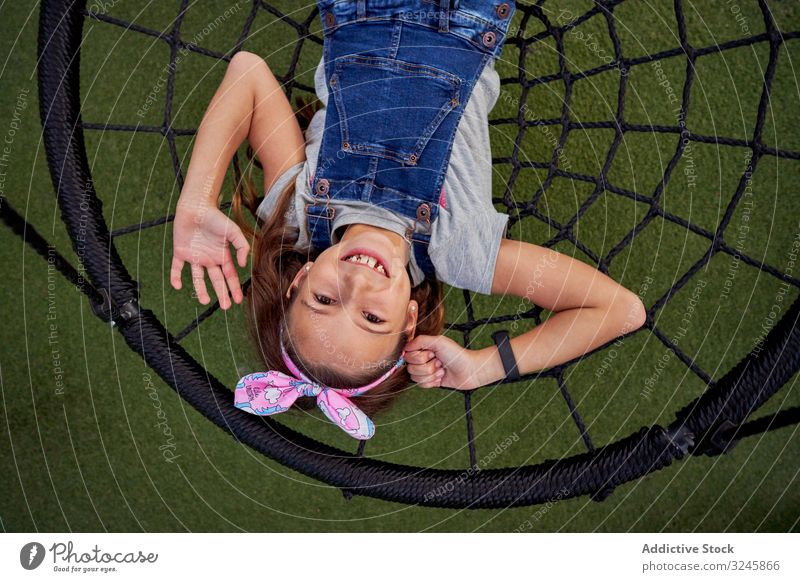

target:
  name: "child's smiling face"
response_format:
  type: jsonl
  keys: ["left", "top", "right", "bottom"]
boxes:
{"left": 285, "top": 223, "right": 419, "bottom": 377}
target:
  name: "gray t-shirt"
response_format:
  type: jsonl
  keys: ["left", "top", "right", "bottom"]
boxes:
{"left": 256, "top": 56, "right": 509, "bottom": 295}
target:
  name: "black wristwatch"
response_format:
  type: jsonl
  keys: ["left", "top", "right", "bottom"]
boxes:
{"left": 491, "top": 330, "right": 521, "bottom": 381}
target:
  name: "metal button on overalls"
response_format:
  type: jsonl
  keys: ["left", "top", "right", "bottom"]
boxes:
{"left": 416, "top": 203, "right": 431, "bottom": 222}
{"left": 315, "top": 178, "right": 330, "bottom": 196}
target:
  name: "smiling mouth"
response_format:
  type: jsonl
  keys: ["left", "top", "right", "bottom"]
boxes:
{"left": 341, "top": 250, "right": 389, "bottom": 277}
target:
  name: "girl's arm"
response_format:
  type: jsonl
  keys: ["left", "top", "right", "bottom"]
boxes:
{"left": 177, "top": 50, "right": 304, "bottom": 214}
{"left": 405, "top": 239, "right": 647, "bottom": 389}
{"left": 171, "top": 51, "right": 305, "bottom": 308}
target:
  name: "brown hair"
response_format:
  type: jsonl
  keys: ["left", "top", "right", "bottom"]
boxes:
{"left": 231, "top": 96, "right": 445, "bottom": 418}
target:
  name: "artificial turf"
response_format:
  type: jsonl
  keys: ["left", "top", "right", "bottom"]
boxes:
{"left": 1, "top": 0, "right": 798, "bottom": 532}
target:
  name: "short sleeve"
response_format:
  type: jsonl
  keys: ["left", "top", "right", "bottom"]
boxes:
{"left": 429, "top": 209, "right": 509, "bottom": 295}
{"left": 255, "top": 161, "right": 305, "bottom": 224}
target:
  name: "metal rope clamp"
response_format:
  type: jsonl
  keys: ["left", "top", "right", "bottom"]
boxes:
{"left": 90, "top": 287, "right": 141, "bottom": 327}
{"left": 663, "top": 422, "right": 695, "bottom": 459}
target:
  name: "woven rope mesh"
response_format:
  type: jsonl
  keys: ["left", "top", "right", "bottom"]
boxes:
{"left": 30, "top": 0, "right": 799, "bottom": 506}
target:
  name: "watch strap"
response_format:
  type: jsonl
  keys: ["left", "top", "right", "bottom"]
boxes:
{"left": 491, "top": 330, "right": 521, "bottom": 381}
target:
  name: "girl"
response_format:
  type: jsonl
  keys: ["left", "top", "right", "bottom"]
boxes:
{"left": 170, "top": 1, "right": 647, "bottom": 439}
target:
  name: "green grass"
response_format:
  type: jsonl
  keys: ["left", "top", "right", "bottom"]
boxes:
{"left": 1, "top": 1, "right": 798, "bottom": 532}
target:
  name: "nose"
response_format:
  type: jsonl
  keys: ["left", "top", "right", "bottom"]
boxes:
{"left": 343, "top": 266, "right": 377, "bottom": 286}
{"left": 340, "top": 261, "right": 386, "bottom": 290}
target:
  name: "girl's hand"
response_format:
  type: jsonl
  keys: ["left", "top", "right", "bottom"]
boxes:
{"left": 170, "top": 201, "right": 250, "bottom": 309}
{"left": 403, "top": 334, "right": 487, "bottom": 390}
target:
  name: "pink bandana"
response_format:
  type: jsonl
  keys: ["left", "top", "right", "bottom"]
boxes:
{"left": 234, "top": 334, "right": 406, "bottom": 440}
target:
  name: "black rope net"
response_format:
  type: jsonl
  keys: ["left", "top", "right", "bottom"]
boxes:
{"left": 20, "top": 0, "right": 799, "bottom": 509}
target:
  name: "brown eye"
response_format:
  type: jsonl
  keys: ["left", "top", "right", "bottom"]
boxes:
{"left": 364, "top": 312, "right": 384, "bottom": 324}
{"left": 314, "top": 294, "right": 333, "bottom": 305}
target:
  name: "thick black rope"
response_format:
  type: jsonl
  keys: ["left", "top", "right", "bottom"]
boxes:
{"left": 30, "top": 0, "right": 800, "bottom": 508}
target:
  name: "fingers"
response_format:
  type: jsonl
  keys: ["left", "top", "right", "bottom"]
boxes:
{"left": 206, "top": 265, "right": 232, "bottom": 310}
{"left": 405, "top": 335, "right": 447, "bottom": 353}
{"left": 411, "top": 367, "right": 445, "bottom": 388}
{"left": 170, "top": 256, "right": 184, "bottom": 290}
{"left": 177, "top": 253, "right": 242, "bottom": 309}
{"left": 404, "top": 334, "right": 436, "bottom": 353}
{"left": 404, "top": 349, "right": 437, "bottom": 365}
{"left": 230, "top": 227, "right": 250, "bottom": 267}
{"left": 407, "top": 357, "right": 440, "bottom": 377}
{"left": 221, "top": 250, "right": 244, "bottom": 304}
{"left": 191, "top": 263, "right": 211, "bottom": 305}
{"left": 408, "top": 354, "right": 443, "bottom": 387}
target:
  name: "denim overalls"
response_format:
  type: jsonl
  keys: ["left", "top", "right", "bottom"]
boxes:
{"left": 306, "top": 0, "right": 515, "bottom": 279}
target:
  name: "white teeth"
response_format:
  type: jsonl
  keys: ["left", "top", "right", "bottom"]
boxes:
{"left": 345, "top": 253, "right": 386, "bottom": 276}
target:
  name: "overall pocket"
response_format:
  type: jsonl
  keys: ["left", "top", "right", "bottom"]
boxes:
{"left": 330, "top": 55, "right": 462, "bottom": 165}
